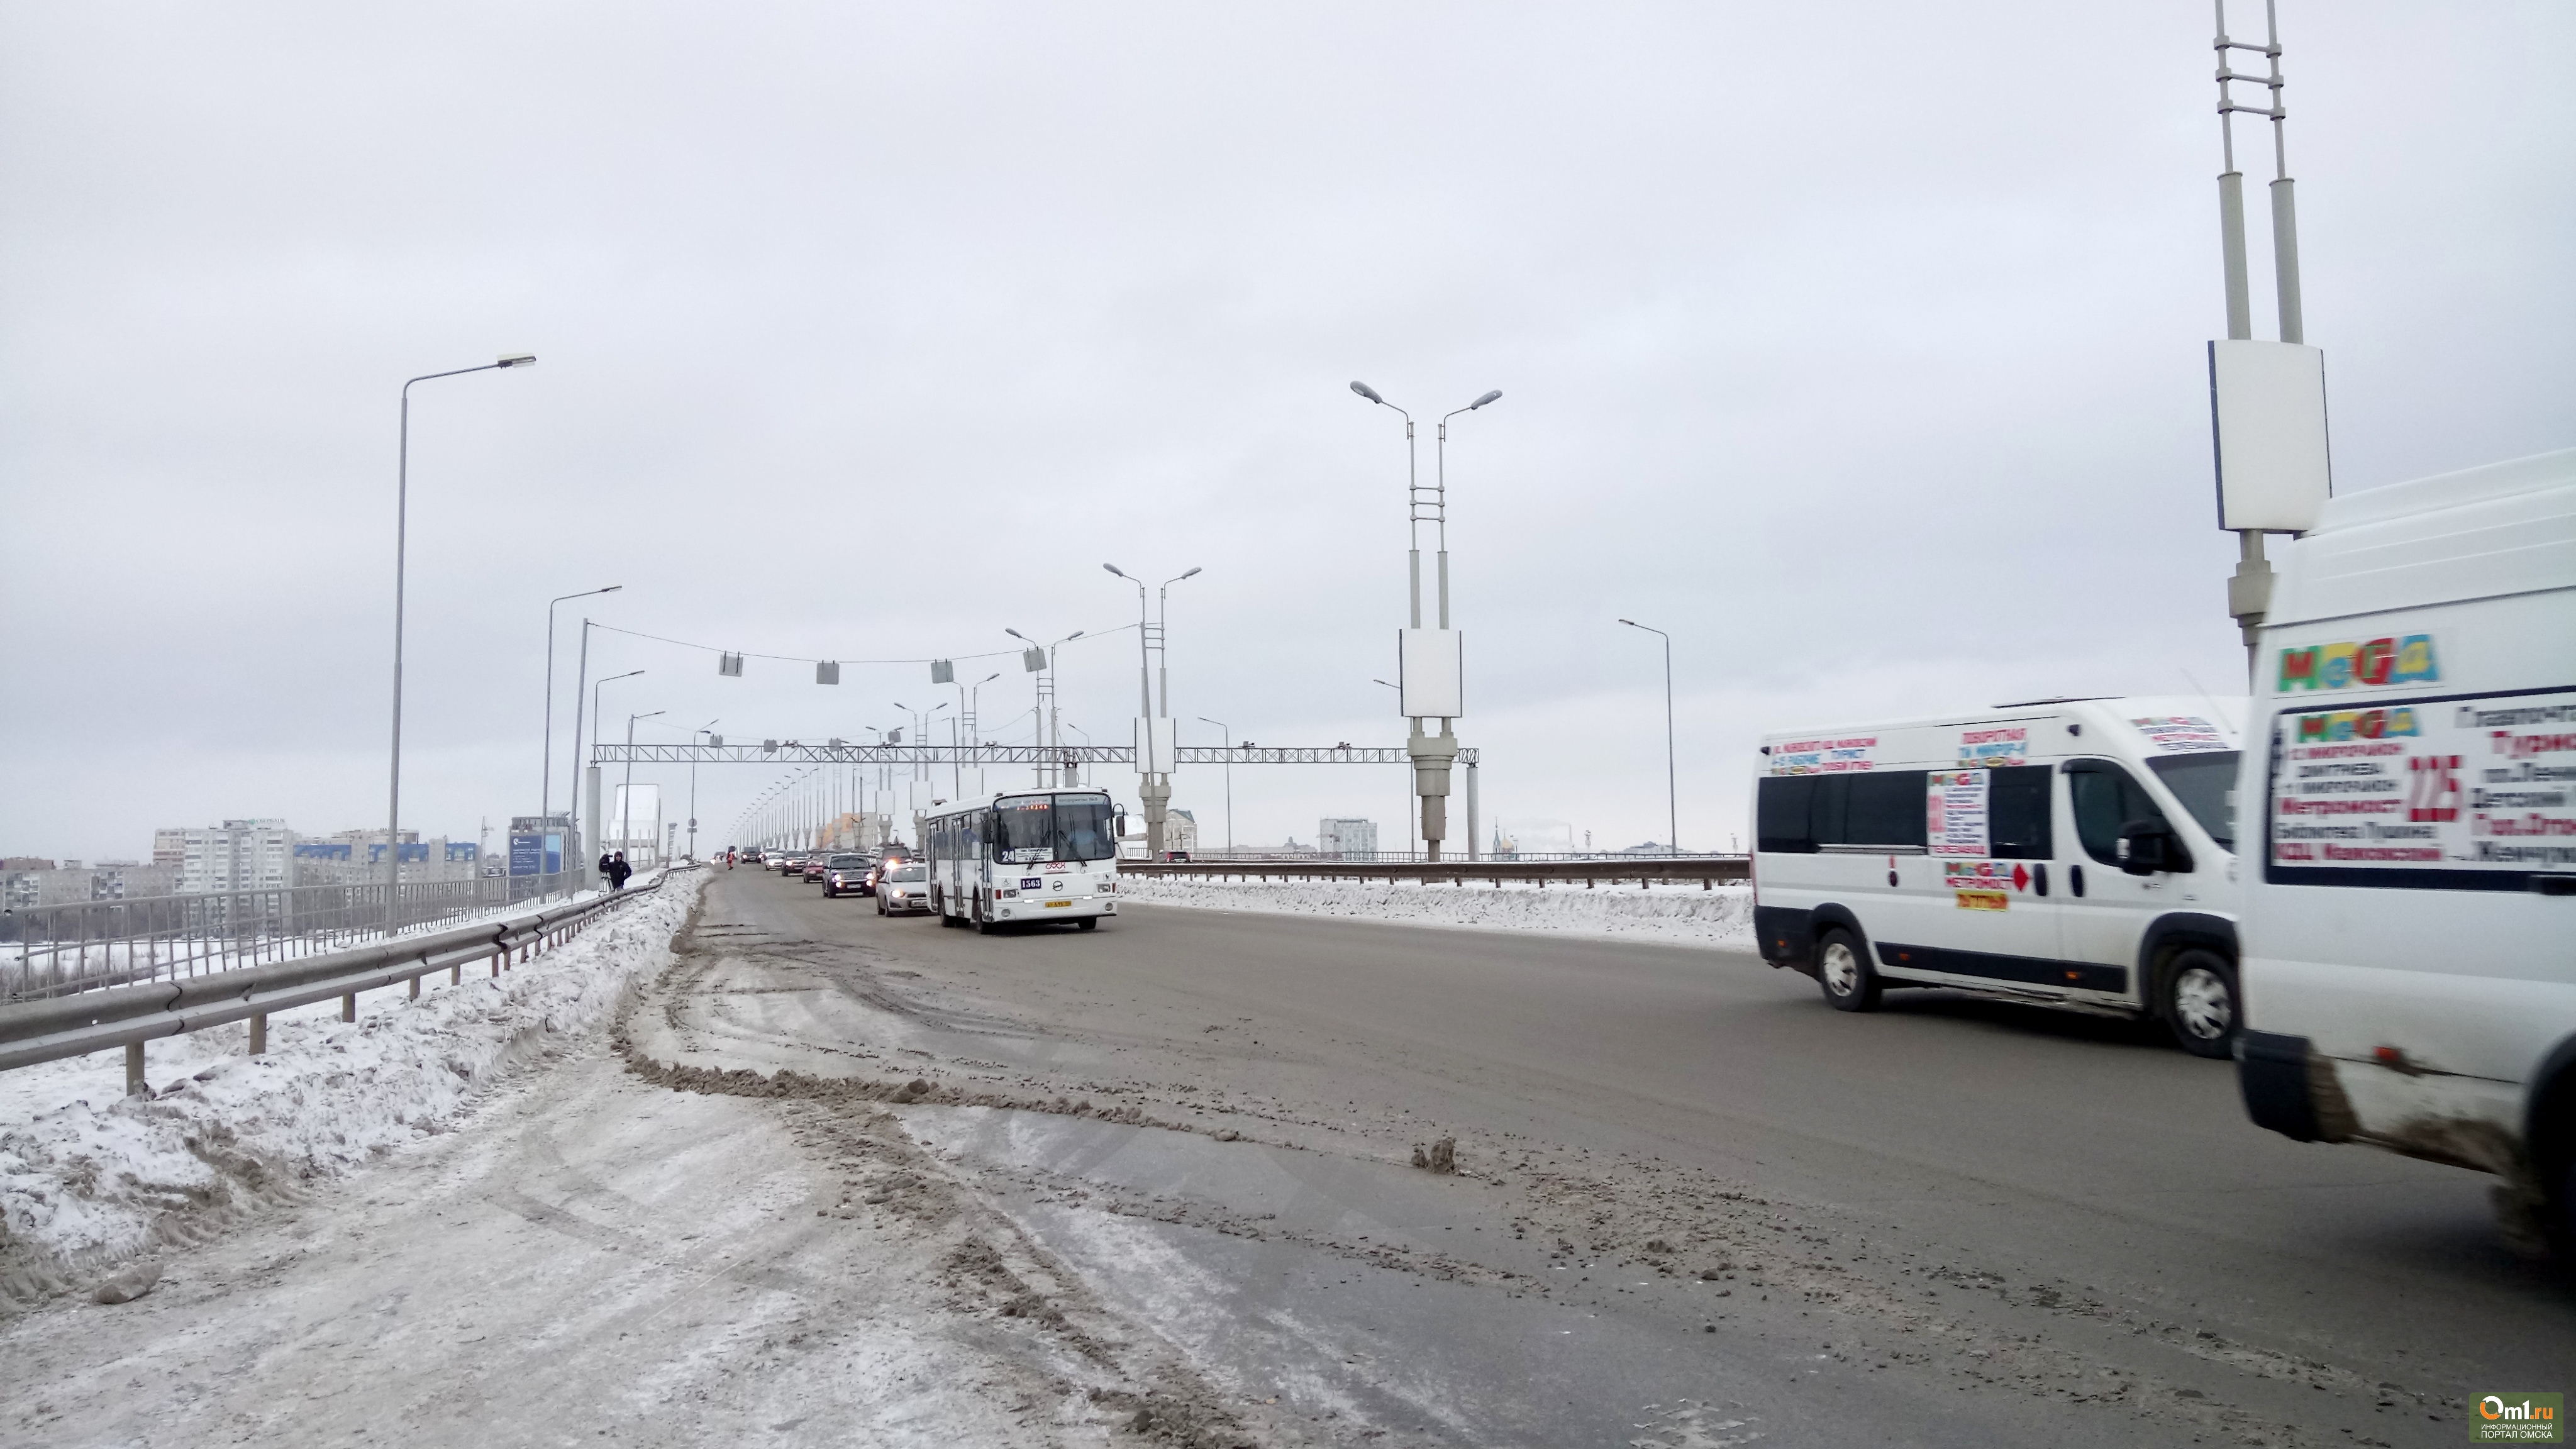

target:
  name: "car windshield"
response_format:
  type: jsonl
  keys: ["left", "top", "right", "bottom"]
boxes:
{"left": 2145, "top": 752, "right": 2241, "bottom": 852}
{"left": 989, "top": 794, "right": 1117, "bottom": 863}
{"left": 892, "top": 866, "right": 924, "bottom": 882}
{"left": 829, "top": 856, "right": 865, "bottom": 867}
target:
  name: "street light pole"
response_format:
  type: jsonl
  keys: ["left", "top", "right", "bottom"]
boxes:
{"left": 543, "top": 585, "right": 620, "bottom": 833}
{"left": 385, "top": 353, "right": 535, "bottom": 931}
{"left": 622, "top": 710, "right": 664, "bottom": 870}
{"left": 689, "top": 718, "right": 718, "bottom": 861}
{"left": 1197, "top": 716, "right": 1232, "bottom": 855}
{"left": 1352, "top": 381, "right": 1497, "bottom": 864}
{"left": 1619, "top": 619, "right": 1679, "bottom": 856}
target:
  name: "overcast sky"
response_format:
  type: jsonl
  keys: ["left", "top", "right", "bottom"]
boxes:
{"left": 4, "top": 2, "right": 2570, "bottom": 862}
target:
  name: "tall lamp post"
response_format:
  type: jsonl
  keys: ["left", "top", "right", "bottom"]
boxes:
{"left": 384, "top": 353, "right": 535, "bottom": 929}
{"left": 542, "top": 585, "right": 619, "bottom": 835}
{"left": 1006, "top": 627, "right": 1085, "bottom": 788}
{"left": 588, "top": 670, "right": 642, "bottom": 881}
{"left": 688, "top": 718, "right": 719, "bottom": 861}
{"left": 1102, "top": 562, "right": 1200, "bottom": 857}
{"left": 1618, "top": 619, "right": 1679, "bottom": 857}
{"left": 1197, "top": 716, "right": 1233, "bottom": 855}
{"left": 1350, "top": 380, "right": 1499, "bottom": 863}
{"left": 621, "top": 711, "right": 665, "bottom": 869}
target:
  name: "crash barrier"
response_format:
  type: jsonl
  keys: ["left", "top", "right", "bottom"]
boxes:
{"left": 0, "top": 869, "right": 687, "bottom": 1096}
{"left": 2, "top": 872, "right": 585, "bottom": 1002}
{"left": 1119, "top": 857, "right": 1750, "bottom": 889}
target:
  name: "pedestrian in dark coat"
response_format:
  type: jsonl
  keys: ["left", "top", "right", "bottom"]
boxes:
{"left": 609, "top": 852, "right": 631, "bottom": 890}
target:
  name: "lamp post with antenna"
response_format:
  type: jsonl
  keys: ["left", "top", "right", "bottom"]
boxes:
{"left": 1104, "top": 563, "right": 1200, "bottom": 858}
{"left": 1618, "top": 619, "right": 1679, "bottom": 856}
{"left": 383, "top": 353, "right": 536, "bottom": 932}
{"left": 1350, "top": 380, "right": 1499, "bottom": 863}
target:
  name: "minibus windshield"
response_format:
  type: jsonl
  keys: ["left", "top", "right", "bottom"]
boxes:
{"left": 2146, "top": 752, "right": 2240, "bottom": 852}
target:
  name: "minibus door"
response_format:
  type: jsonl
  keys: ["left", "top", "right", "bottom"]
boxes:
{"left": 2056, "top": 759, "right": 2181, "bottom": 1003}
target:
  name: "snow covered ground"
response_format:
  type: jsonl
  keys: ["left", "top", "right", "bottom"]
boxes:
{"left": 1116, "top": 873, "right": 1755, "bottom": 948}
{"left": 0, "top": 871, "right": 701, "bottom": 1304}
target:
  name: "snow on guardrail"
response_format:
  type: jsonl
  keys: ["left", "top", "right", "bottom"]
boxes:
{"left": 0, "top": 872, "right": 703, "bottom": 1306}
{"left": 1116, "top": 874, "right": 1755, "bottom": 947}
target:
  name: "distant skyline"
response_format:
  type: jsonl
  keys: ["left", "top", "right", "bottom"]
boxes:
{"left": 4, "top": 3, "right": 2570, "bottom": 860}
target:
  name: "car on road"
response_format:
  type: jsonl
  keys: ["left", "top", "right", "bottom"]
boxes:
{"left": 801, "top": 853, "right": 830, "bottom": 884}
{"left": 2232, "top": 448, "right": 2576, "bottom": 1253}
{"left": 875, "top": 862, "right": 931, "bottom": 915}
{"left": 777, "top": 850, "right": 806, "bottom": 875}
{"left": 821, "top": 853, "right": 872, "bottom": 897}
{"left": 1752, "top": 696, "right": 2245, "bottom": 1055}
{"left": 862, "top": 845, "right": 914, "bottom": 896}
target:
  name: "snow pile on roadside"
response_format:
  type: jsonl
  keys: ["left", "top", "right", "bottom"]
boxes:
{"left": 1119, "top": 874, "right": 1755, "bottom": 947}
{"left": 0, "top": 872, "right": 702, "bottom": 1303}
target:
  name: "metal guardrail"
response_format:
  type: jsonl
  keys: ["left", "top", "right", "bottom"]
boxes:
{"left": 0, "top": 870, "right": 680, "bottom": 1096}
{"left": 1120, "top": 857, "right": 1752, "bottom": 887}
{"left": 0, "top": 872, "right": 581, "bottom": 1002}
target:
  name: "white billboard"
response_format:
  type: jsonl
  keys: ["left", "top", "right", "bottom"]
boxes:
{"left": 2210, "top": 340, "right": 2332, "bottom": 532}
{"left": 1399, "top": 628, "right": 1463, "bottom": 718}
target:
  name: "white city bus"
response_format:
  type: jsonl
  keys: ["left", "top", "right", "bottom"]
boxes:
{"left": 921, "top": 789, "right": 1121, "bottom": 932}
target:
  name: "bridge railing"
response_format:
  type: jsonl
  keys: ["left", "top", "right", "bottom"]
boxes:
{"left": 0, "top": 873, "right": 582, "bottom": 1002}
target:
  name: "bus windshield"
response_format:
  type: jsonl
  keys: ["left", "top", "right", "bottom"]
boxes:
{"left": 990, "top": 795, "right": 1116, "bottom": 863}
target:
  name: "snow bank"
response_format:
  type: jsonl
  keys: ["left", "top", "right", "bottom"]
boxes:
{"left": 1118, "top": 874, "right": 1755, "bottom": 948}
{"left": 0, "top": 871, "right": 702, "bottom": 1304}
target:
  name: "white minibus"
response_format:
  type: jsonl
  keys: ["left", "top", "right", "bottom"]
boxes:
{"left": 2232, "top": 448, "right": 2576, "bottom": 1251}
{"left": 1753, "top": 697, "right": 2247, "bottom": 1053}
{"left": 921, "top": 789, "right": 1121, "bottom": 932}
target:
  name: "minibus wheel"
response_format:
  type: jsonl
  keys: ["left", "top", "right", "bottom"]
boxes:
{"left": 973, "top": 894, "right": 997, "bottom": 935}
{"left": 2163, "top": 949, "right": 2239, "bottom": 1058}
{"left": 1818, "top": 929, "right": 1881, "bottom": 1013}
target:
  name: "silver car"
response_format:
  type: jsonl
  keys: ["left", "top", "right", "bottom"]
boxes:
{"left": 874, "top": 862, "right": 933, "bottom": 916}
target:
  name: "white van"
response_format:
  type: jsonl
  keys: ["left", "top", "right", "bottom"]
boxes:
{"left": 2231, "top": 448, "right": 2576, "bottom": 1250}
{"left": 1753, "top": 697, "right": 2247, "bottom": 1053}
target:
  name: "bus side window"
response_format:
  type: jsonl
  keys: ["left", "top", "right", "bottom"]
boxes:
{"left": 1987, "top": 767, "right": 2053, "bottom": 860}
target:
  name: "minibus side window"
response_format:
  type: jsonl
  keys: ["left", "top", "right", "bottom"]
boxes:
{"left": 1845, "top": 772, "right": 1929, "bottom": 848}
{"left": 1987, "top": 767, "right": 2054, "bottom": 860}
{"left": 1757, "top": 777, "right": 1818, "bottom": 852}
{"left": 2065, "top": 761, "right": 2170, "bottom": 866}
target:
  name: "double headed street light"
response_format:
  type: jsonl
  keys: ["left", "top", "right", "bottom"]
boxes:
{"left": 1618, "top": 619, "right": 1679, "bottom": 857}
{"left": 1006, "top": 626, "right": 1086, "bottom": 787}
{"left": 1103, "top": 563, "right": 1201, "bottom": 857}
{"left": 384, "top": 353, "right": 535, "bottom": 929}
{"left": 1350, "top": 380, "right": 1499, "bottom": 862}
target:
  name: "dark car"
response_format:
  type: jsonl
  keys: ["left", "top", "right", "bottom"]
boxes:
{"left": 821, "top": 853, "right": 871, "bottom": 897}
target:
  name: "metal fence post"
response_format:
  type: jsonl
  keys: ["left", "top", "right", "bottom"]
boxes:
{"left": 341, "top": 993, "right": 356, "bottom": 1022}
{"left": 248, "top": 1014, "right": 266, "bottom": 1054}
{"left": 125, "top": 1041, "right": 146, "bottom": 1096}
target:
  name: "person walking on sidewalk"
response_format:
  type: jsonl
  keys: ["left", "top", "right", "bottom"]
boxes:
{"left": 608, "top": 851, "right": 631, "bottom": 891}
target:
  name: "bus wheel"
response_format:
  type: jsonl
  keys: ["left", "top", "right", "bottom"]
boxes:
{"left": 973, "top": 895, "right": 997, "bottom": 935}
{"left": 2163, "top": 950, "right": 2239, "bottom": 1058}
{"left": 1818, "top": 929, "right": 1880, "bottom": 1013}
{"left": 1077, "top": 917, "right": 1099, "bottom": 931}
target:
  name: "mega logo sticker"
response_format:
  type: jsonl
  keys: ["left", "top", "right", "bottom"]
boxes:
{"left": 2278, "top": 634, "right": 2438, "bottom": 692}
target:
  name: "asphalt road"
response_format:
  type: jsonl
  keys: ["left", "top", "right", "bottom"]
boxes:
{"left": 695, "top": 865, "right": 2571, "bottom": 1447}
{"left": 14, "top": 867, "right": 2563, "bottom": 1449}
